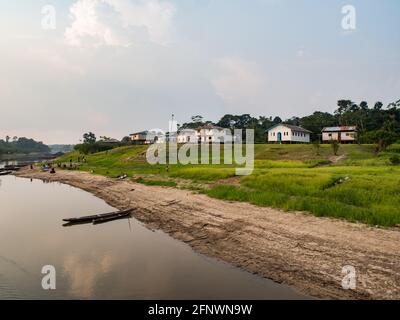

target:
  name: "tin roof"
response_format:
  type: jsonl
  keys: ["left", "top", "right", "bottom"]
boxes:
{"left": 267, "top": 123, "right": 312, "bottom": 133}
{"left": 322, "top": 126, "right": 357, "bottom": 132}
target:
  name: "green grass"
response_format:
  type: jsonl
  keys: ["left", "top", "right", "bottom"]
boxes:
{"left": 55, "top": 144, "right": 400, "bottom": 227}
{"left": 206, "top": 165, "right": 400, "bottom": 226}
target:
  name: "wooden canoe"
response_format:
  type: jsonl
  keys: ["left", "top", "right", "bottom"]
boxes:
{"left": 63, "top": 208, "right": 135, "bottom": 223}
{"left": 92, "top": 211, "right": 132, "bottom": 225}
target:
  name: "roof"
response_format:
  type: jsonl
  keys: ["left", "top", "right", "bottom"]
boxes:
{"left": 267, "top": 123, "right": 312, "bottom": 133}
{"left": 177, "top": 128, "right": 197, "bottom": 134}
{"left": 322, "top": 126, "right": 357, "bottom": 132}
{"left": 197, "top": 124, "right": 224, "bottom": 130}
{"left": 130, "top": 131, "right": 148, "bottom": 136}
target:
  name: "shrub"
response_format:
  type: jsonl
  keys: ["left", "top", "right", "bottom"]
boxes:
{"left": 389, "top": 154, "right": 400, "bottom": 165}
{"left": 330, "top": 140, "right": 340, "bottom": 156}
{"left": 74, "top": 142, "right": 115, "bottom": 155}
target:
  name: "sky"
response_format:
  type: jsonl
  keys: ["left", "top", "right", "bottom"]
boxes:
{"left": 0, "top": 0, "right": 399, "bottom": 144}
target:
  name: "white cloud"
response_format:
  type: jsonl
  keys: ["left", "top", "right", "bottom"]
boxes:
{"left": 211, "top": 57, "right": 268, "bottom": 111}
{"left": 65, "top": 0, "right": 176, "bottom": 47}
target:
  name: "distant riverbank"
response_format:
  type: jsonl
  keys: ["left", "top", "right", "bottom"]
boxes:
{"left": 0, "top": 152, "right": 61, "bottom": 162}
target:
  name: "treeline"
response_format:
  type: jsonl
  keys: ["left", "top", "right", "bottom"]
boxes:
{"left": 180, "top": 99, "right": 400, "bottom": 145}
{"left": 0, "top": 137, "right": 50, "bottom": 155}
{"left": 74, "top": 132, "right": 131, "bottom": 154}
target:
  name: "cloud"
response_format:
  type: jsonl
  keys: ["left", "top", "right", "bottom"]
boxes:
{"left": 65, "top": 0, "right": 176, "bottom": 47}
{"left": 63, "top": 253, "right": 118, "bottom": 298}
{"left": 211, "top": 57, "right": 268, "bottom": 112}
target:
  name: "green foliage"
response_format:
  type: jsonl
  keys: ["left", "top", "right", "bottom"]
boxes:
{"left": 206, "top": 166, "right": 400, "bottom": 226}
{"left": 83, "top": 132, "right": 96, "bottom": 144}
{"left": 74, "top": 142, "right": 114, "bottom": 155}
{"left": 362, "top": 123, "right": 399, "bottom": 153}
{"left": 312, "top": 140, "right": 321, "bottom": 155}
{"left": 389, "top": 154, "right": 400, "bottom": 165}
{"left": 330, "top": 140, "right": 340, "bottom": 156}
{"left": 55, "top": 144, "right": 400, "bottom": 226}
{"left": 0, "top": 137, "right": 50, "bottom": 155}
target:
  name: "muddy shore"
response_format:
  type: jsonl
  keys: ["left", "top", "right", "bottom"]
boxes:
{"left": 15, "top": 168, "right": 400, "bottom": 299}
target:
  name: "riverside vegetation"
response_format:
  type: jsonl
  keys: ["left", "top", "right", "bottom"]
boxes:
{"left": 55, "top": 143, "right": 400, "bottom": 227}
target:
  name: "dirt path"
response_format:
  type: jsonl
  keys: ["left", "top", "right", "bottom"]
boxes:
{"left": 15, "top": 168, "right": 400, "bottom": 299}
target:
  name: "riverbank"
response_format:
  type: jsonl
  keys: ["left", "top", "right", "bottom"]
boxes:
{"left": 15, "top": 167, "right": 400, "bottom": 299}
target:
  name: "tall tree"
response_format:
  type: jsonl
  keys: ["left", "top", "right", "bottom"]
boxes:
{"left": 83, "top": 132, "right": 96, "bottom": 144}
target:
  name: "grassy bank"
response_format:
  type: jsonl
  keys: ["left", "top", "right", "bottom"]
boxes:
{"left": 55, "top": 144, "right": 400, "bottom": 226}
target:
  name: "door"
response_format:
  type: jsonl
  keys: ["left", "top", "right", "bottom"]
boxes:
{"left": 277, "top": 132, "right": 282, "bottom": 142}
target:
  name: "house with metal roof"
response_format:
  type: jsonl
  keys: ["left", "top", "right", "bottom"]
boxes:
{"left": 130, "top": 130, "right": 165, "bottom": 145}
{"left": 267, "top": 124, "right": 312, "bottom": 144}
{"left": 322, "top": 126, "right": 357, "bottom": 143}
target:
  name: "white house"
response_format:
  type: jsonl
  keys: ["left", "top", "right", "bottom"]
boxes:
{"left": 130, "top": 130, "right": 165, "bottom": 144}
{"left": 322, "top": 126, "right": 357, "bottom": 143}
{"left": 267, "top": 124, "right": 312, "bottom": 144}
{"left": 177, "top": 129, "right": 198, "bottom": 144}
{"left": 177, "top": 124, "right": 234, "bottom": 144}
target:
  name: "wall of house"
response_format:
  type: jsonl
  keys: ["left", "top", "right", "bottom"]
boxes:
{"left": 291, "top": 131, "right": 310, "bottom": 143}
{"left": 322, "top": 132, "right": 339, "bottom": 142}
{"left": 268, "top": 125, "right": 292, "bottom": 142}
{"left": 177, "top": 131, "right": 198, "bottom": 144}
{"left": 322, "top": 131, "right": 356, "bottom": 142}
{"left": 268, "top": 125, "right": 310, "bottom": 143}
{"left": 340, "top": 131, "right": 356, "bottom": 141}
{"left": 198, "top": 129, "right": 234, "bottom": 143}
{"left": 177, "top": 129, "right": 234, "bottom": 144}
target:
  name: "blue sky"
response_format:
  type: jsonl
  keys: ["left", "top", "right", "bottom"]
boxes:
{"left": 0, "top": 0, "right": 399, "bottom": 143}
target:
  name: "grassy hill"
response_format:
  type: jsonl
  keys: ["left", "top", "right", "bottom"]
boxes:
{"left": 56, "top": 144, "right": 400, "bottom": 227}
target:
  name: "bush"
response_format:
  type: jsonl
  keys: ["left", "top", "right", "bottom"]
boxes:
{"left": 330, "top": 140, "right": 340, "bottom": 156}
{"left": 389, "top": 154, "right": 400, "bottom": 165}
{"left": 74, "top": 142, "right": 115, "bottom": 155}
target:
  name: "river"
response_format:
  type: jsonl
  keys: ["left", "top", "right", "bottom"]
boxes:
{"left": 0, "top": 166, "right": 307, "bottom": 300}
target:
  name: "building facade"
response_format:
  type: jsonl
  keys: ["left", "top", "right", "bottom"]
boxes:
{"left": 322, "top": 126, "right": 357, "bottom": 143}
{"left": 267, "top": 124, "right": 312, "bottom": 143}
{"left": 177, "top": 125, "right": 234, "bottom": 144}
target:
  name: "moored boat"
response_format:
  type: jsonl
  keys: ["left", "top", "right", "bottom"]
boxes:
{"left": 63, "top": 208, "right": 135, "bottom": 224}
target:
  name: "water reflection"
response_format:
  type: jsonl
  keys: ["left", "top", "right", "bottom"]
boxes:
{"left": 0, "top": 174, "right": 307, "bottom": 300}
{"left": 63, "top": 252, "right": 118, "bottom": 299}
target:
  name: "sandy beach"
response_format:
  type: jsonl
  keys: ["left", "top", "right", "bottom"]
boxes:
{"left": 15, "top": 167, "right": 400, "bottom": 299}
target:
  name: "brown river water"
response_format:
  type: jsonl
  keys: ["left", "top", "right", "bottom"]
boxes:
{"left": 0, "top": 163, "right": 307, "bottom": 300}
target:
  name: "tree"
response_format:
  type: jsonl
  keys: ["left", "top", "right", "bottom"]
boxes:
{"left": 272, "top": 116, "right": 282, "bottom": 124}
{"left": 191, "top": 115, "right": 203, "bottom": 123}
{"left": 295, "top": 111, "right": 337, "bottom": 140}
{"left": 363, "top": 121, "right": 399, "bottom": 153}
{"left": 313, "top": 140, "right": 321, "bottom": 156}
{"left": 374, "top": 102, "right": 383, "bottom": 110}
{"left": 121, "top": 136, "right": 132, "bottom": 145}
{"left": 5, "top": 135, "right": 10, "bottom": 143}
{"left": 83, "top": 132, "right": 96, "bottom": 144}
{"left": 330, "top": 140, "right": 340, "bottom": 156}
